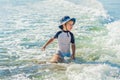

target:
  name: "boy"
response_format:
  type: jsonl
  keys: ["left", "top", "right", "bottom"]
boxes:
{"left": 41, "top": 16, "right": 76, "bottom": 63}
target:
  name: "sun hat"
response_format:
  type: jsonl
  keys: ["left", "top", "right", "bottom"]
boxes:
{"left": 59, "top": 16, "right": 76, "bottom": 29}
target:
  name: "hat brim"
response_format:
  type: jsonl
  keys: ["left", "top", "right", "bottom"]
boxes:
{"left": 59, "top": 18, "right": 76, "bottom": 29}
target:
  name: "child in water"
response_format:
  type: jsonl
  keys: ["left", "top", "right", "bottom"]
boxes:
{"left": 41, "top": 16, "right": 76, "bottom": 63}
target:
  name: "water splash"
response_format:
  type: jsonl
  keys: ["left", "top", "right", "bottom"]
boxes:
{"left": 66, "top": 64, "right": 120, "bottom": 80}
{"left": 0, "top": 0, "right": 120, "bottom": 80}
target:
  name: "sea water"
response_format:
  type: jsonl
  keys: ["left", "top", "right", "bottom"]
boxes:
{"left": 0, "top": 0, "right": 120, "bottom": 80}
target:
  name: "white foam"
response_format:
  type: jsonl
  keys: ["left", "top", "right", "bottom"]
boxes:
{"left": 106, "top": 21, "right": 120, "bottom": 45}
{"left": 107, "top": 21, "right": 120, "bottom": 49}
{"left": 10, "top": 73, "right": 31, "bottom": 80}
{"left": 66, "top": 64, "right": 120, "bottom": 80}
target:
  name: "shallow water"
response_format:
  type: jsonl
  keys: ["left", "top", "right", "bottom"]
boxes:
{"left": 0, "top": 0, "right": 120, "bottom": 80}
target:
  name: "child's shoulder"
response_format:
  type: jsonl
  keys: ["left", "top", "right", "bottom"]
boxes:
{"left": 54, "top": 31, "right": 62, "bottom": 38}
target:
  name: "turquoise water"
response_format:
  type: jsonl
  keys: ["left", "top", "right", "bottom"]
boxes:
{"left": 0, "top": 0, "right": 120, "bottom": 80}
{"left": 99, "top": 0, "right": 120, "bottom": 20}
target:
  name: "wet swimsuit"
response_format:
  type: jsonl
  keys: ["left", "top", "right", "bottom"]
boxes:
{"left": 54, "top": 31, "right": 75, "bottom": 58}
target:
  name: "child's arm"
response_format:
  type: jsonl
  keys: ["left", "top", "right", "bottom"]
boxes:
{"left": 71, "top": 44, "right": 76, "bottom": 60}
{"left": 41, "top": 38, "right": 55, "bottom": 50}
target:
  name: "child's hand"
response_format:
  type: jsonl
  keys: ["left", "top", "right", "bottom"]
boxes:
{"left": 41, "top": 46, "right": 46, "bottom": 51}
{"left": 71, "top": 55, "right": 75, "bottom": 60}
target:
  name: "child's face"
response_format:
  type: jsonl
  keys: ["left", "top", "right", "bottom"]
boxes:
{"left": 64, "top": 20, "right": 74, "bottom": 31}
